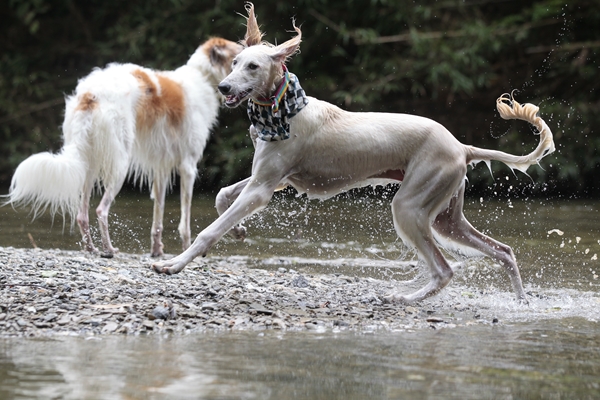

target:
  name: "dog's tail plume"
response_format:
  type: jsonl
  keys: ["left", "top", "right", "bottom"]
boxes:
{"left": 467, "top": 93, "right": 555, "bottom": 174}
{"left": 6, "top": 143, "right": 86, "bottom": 223}
{"left": 4, "top": 92, "right": 99, "bottom": 222}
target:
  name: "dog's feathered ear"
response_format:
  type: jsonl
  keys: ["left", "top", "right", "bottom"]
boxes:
{"left": 270, "top": 20, "right": 302, "bottom": 63}
{"left": 205, "top": 38, "right": 243, "bottom": 68}
{"left": 209, "top": 43, "right": 228, "bottom": 65}
{"left": 242, "top": 3, "right": 264, "bottom": 47}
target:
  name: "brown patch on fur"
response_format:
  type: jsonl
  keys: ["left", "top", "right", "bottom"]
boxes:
{"left": 157, "top": 75, "right": 185, "bottom": 127}
{"left": 75, "top": 92, "right": 97, "bottom": 112}
{"left": 132, "top": 69, "right": 185, "bottom": 131}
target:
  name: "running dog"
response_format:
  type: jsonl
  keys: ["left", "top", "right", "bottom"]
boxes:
{"left": 153, "top": 4, "right": 555, "bottom": 304}
{"left": 7, "top": 38, "right": 242, "bottom": 258}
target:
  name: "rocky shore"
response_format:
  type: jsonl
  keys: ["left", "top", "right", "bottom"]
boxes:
{"left": 0, "top": 246, "right": 496, "bottom": 338}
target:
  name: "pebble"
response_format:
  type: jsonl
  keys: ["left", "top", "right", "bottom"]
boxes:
{"left": 0, "top": 246, "right": 491, "bottom": 337}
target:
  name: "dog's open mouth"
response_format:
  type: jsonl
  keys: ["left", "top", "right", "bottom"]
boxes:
{"left": 224, "top": 89, "right": 252, "bottom": 108}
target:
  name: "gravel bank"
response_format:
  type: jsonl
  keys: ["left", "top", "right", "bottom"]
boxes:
{"left": 0, "top": 246, "right": 495, "bottom": 337}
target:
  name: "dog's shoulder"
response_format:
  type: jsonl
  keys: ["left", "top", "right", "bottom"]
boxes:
{"left": 303, "top": 97, "right": 347, "bottom": 122}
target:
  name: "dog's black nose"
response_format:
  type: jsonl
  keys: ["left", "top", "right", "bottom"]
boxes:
{"left": 218, "top": 83, "right": 231, "bottom": 95}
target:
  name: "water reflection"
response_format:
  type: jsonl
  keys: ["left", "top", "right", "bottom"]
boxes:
{"left": 1, "top": 191, "right": 600, "bottom": 398}
{"left": 1, "top": 319, "right": 599, "bottom": 399}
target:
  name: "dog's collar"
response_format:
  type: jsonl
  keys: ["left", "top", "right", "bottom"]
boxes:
{"left": 252, "top": 65, "right": 291, "bottom": 113}
{"left": 247, "top": 66, "right": 309, "bottom": 142}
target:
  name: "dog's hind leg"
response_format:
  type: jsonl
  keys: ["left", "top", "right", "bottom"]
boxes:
{"left": 215, "top": 177, "right": 251, "bottom": 240}
{"left": 77, "top": 176, "right": 97, "bottom": 254}
{"left": 150, "top": 175, "right": 167, "bottom": 257}
{"left": 177, "top": 162, "right": 196, "bottom": 251}
{"left": 432, "top": 183, "right": 527, "bottom": 303}
{"left": 387, "top": 164, "right": 466, "bottom": 304}
{"left": 96, "top": 173, "right": 127, "bottom": 258}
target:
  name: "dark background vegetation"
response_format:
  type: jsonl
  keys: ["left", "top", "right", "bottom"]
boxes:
{"left": 1, "top": 0, "right": 598, "bottom": 198}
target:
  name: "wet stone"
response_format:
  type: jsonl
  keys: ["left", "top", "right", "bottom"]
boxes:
{"left": 0, "top": 246, "right": 494, "bottom": 338}
{"left": 150, "top": 304, "right": 176, "bottom": 320}
{"left": 290, "top": 275, "right": 310, "bottom": 288}
{"left": 102, "top": 321, "right": 119, "bottom": 333}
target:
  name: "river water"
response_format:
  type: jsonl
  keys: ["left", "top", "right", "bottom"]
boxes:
{"left": 1, "top": 188, "right": 599, "bottom": 399}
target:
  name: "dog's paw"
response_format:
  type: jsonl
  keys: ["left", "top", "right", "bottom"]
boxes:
{"left": 84, "top": 244, "right": 99, "bottom": 255}
{"left": 99, "top": 246, "right": 119, "bottom": 259}
{"left": 382, "top": 293, "right": 411, "bottom": 305}
{"left": 151, "top": 241, "right": 164, "bottom": 258}
{"left": 152, "top": 259, "right": 188, "bottom": 275}
{"left": 152, "top": 262, "right": 173, "bottom": 275}
{"left": 517, "top": 295, "right": 530, "bottom": 306}
{"left": 100, "top": 246, "right": 119, "bottom": 259}
{"left": 229, "top": 224, "right": 247, "bottom": 241}
{"left": 150, "top": 246, "right": 164, "bottom": 258}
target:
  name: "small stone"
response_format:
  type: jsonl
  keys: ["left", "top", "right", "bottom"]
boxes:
{"left": 16, "top": 318, "right": 29, "bottom": 327}
{"left": 290, "top": 275, "right": 310, "bottom": 288}
{"left": 102, "top": 321, "right": 119, "bottom": 333}
{"left": 151, "top": 306, "right": 175, "bottom": 320}
{"left": 426, "top": 317, "right": 444, "bottom": 323}
{"left": 43, "top": 313, "right": 59, "bottom": 323}
{"left": 249, "top": 303, "right": 273, "bottom": 315}
{"left": 273, "top": 318, "right": 286, "bottom": 329}
{"left": 201, "top": 302, "right": 220, "bottom": 311}
{"left": 405, "top": 306, "right": 418, "bottom": 315}
{"left": 142, "top": 320, "right": 155, "bottom": 329}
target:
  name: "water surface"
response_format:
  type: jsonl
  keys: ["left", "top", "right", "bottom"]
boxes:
{"left": 1, "top": 189, "right": 599, "bottom": 398}
{"left": 1, "top": 320, "right": 599, "bottom": 399}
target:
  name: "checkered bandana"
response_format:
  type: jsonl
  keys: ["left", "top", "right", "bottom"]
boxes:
{"left": 247, "top": 67, "right": 309, "bottom": 141}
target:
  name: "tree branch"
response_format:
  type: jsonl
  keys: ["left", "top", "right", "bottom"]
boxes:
{"left": 309, "top": 9, "right": 559, "bottom": 45}
{"left": 0, "top": 98, "right": 64, "bottom": 125}
{"left": 526, "top": 40, "right": 600, "bottom": 54}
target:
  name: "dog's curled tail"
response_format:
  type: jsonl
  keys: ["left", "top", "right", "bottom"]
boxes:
{"left": 5, "top": 143, "right": 86, "bottom": 222}
{"left": 467, "top": 92, "right": 555, "bottom": 174}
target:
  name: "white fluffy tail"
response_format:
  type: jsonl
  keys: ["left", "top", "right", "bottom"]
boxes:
{"left": 6, "top": 143, "right": 86, "bottom": 220}
{"left": 467, "top": 93, "right": 555, "bottom": 173}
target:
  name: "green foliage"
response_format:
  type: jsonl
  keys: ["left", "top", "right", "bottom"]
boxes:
{"left": 1, "top": 0, "right": 599, "bottom": 197}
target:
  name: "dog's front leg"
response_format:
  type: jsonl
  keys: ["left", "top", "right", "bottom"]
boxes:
{"left": 177, "top": 163, "right": 197, "bottom": 251}
{"left": 215, "top": 177, "right": 251, "bottom": 240}
{"left": 150, "top": 177, "right": 167, "bottom": 257}
{"left": 152, "top": 178, "right": 277, "bottom": 275}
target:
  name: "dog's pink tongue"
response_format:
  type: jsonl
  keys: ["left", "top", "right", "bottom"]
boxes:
{"left": 226, "top": 95, "right": 237, "bottom": 105}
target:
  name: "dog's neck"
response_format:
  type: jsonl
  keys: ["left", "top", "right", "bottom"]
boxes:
{"left": 253, "top": 65, "right": 291, "bottom": 112}
{"left": 187, "top": 49, "right": 224, "bottom": 88}
{"left": 266, "top": 64, "right": 287, "bottom": 97}
{"left": 247, "top": 66, "right": 309, "bottom": 141}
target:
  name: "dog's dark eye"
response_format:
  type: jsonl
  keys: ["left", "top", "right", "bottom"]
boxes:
{"left": 247, "top": 63, "right": 259, "bottom": 70}
{"left": 232, "top": 59, "right": 238, "bottom": 66}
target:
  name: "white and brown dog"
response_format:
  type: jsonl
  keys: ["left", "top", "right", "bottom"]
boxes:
{"left": 7, "top": 38, "right": 242, "bottom": 258}
{"left": 153, "top": 4, "right": 555, "bottom": 304}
